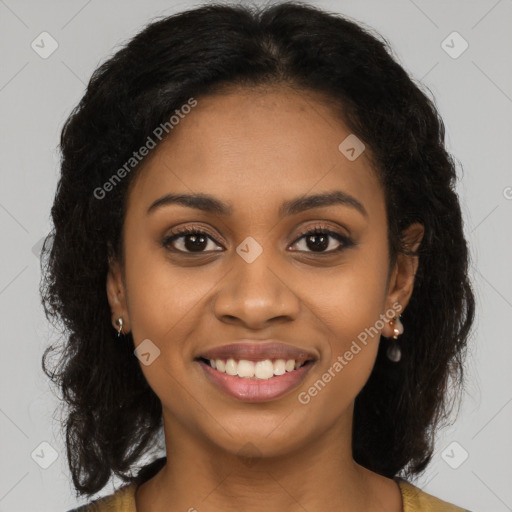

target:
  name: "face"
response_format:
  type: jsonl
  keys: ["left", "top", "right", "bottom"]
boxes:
{"left": 107, "top": 85, "right": 422, "bottom": 458}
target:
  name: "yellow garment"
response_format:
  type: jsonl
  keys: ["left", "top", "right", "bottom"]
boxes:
{"left": 67, "top": 477, "right": 471, "bottom": 511}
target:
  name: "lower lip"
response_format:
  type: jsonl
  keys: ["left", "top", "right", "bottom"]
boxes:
{"left": 197, "top": 359, "right": 315, "bottom": 402}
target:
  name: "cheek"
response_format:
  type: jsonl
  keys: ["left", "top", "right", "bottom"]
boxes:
{"left": 309, "top": 291, "right": 382, "bottom": 404}
{"left": 311, "top": 253, "right": 388, "bottom": 345}
{"left": 300, "top": 243, "right": 388, "bottom": 403}
{"left": 297, "top": 280, "right": 384, "bottom": 419}
{"left": 123, "top": 236, "right": 211, "bottom": 340}
{"left": 122, "top": 242, "right": 207, "bottom": 410}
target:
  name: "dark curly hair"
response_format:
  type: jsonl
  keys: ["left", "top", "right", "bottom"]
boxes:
{"left": 40, "top": 0, "right": 475, "bottom": 499}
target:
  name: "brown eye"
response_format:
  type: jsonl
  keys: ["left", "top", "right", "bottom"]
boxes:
{"left": 163, "top": 228, "right": 223, "bottom": 253}
{"left": 290, "top": 227, "right": 353, "bottom": 254}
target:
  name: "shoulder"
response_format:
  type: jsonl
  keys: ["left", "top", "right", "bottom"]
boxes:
{"left": 65, "top": 482, "right": 138, "bottom": 512}
{"left": 396, "top": 478, "right": 472, "bottom": 512}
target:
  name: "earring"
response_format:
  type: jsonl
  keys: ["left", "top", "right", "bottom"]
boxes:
{"left": 386, "top": 315, "right": 404, "bottom": 362}
{"left": 116, "top": 317, "right": 124, "bottom": 339}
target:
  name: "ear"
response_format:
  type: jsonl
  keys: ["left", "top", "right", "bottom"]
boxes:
{"left": 382, "top": 222, "right": 424, "bottom": 337}
{"left": 106, "top": 252, "right": 130, "bottom": 334}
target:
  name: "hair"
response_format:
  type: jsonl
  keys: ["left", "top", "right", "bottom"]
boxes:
{"left": 40, "top": 0, "right": 475, "bottom": 498}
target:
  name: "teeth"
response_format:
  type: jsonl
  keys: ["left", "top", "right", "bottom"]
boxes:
{"left": 207, "top": 358, "right": 307, "bottom": 379}
{"left": 273, "top": 359, "right": 286, "bottom": 375}
{"left": 237, "top": 359, "right": 256, "bottom": 378}
{"left": 254, "top": 360, "right": 274, "bottom": 379}
{"left": 225, "top": 358, "right": 237, "bottom": 376}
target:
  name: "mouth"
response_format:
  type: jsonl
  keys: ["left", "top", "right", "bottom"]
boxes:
{"left": 195, "top": 356, "right": 315, "bottom": 379}
{"left": 195, "top": 356, "right": 317, "bottom": 402}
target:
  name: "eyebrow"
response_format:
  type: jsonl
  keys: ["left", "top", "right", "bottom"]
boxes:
{"left": 147, "top": 190, "right": 368, "bottom": 218}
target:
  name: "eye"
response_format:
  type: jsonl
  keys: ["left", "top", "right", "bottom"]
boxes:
{"left": 162, "top": 226, "right": 223, "bottom": 253}
{"left": 290, "top": 225, "right": 354, "bottom": 254}
{"left": 163, "top": 224, "right": 354, "bottom": 255}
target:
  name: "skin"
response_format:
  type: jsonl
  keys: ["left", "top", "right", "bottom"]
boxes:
{"left": 107, "top": 84, "right": 423, "bottom": 512}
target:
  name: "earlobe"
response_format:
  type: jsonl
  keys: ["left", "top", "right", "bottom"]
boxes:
{"left": 106, "top": 257, "right": 130, "bottom": 332}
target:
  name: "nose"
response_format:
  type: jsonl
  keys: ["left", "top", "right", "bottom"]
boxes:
{"left": 212, "top": 246, "right": 301, "bottom": 330}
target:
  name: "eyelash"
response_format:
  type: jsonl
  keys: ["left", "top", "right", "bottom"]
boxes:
{"left": 162, "top": 224, "right": 354, "bottom": 255}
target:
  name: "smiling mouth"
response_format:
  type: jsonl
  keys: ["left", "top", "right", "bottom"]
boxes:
{"left": 195, "top": 356, "right": 315, "bottom": 380}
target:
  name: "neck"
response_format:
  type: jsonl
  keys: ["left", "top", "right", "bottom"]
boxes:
{"left": 135, "top": 406, "right": 401, "bottom": 512}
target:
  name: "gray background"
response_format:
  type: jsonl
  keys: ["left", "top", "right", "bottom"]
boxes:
{"left": 0, "top": 0, "right": 511, "bottom": 510}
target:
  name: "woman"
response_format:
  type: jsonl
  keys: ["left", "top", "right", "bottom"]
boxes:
{"left": 41, "top": 2, "right": 475, "bottom": 511}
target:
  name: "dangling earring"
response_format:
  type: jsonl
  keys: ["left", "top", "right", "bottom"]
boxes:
{"left": 386, "top": 315, "right": 404, "bottom": 362}
{"left": 116, "top": 317, "right": 124, "bottom": 339}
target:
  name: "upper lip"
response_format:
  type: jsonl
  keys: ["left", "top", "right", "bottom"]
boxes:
{"left": 197, "top": 340, "right": 318, "bottom": 362}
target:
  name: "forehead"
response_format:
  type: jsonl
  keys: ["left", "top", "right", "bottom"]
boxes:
{"left": 127, "top": 86, "right": 383, "bottom": 218}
